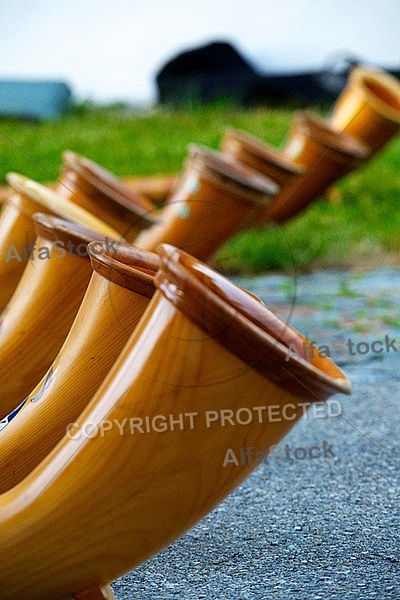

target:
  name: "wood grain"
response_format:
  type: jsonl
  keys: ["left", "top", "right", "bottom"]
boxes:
{"left": 0, "top": 241, "right": 157, "bottom": 492}
{"left": 0, "top": 244, "right": 350, "bottom": 599}
{"left": 0, "top": 174, "right": 121, "bottom": 310}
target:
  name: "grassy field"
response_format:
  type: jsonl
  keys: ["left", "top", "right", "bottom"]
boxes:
{"left": 0, "top": 102, "right": 399, "bottom": 273}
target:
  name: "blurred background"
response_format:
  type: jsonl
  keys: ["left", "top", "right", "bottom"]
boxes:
{"left": 0, "top": 0, "right": 398, "bottom": 105}
{"left": 0, "top": 0, "right": 399, "bottom": 273}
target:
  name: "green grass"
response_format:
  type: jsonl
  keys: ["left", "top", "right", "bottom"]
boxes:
{"left": 338, "top": 280, "right": 359, "bottom": 298}
{"left": 382, "top": 316, "right": 400, "bottom": 328}
{"left": 0, "top": 102, "right": 399, "bottom": 273}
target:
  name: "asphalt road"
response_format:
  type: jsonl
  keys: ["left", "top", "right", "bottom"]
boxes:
{"left": 112, "top": 266, "right": 400, "bottom": 599}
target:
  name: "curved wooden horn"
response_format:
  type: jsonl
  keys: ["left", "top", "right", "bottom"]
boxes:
{"left": 135, "top": 144, "right": 278, "bottom": 259}
{"left": 0, "top": 235, "right": 158, "bottom": 493}
{"left": 0, "top": 244, "right": 350, "bottom": 599}
{"left": 221, "top": 127, "right": 303, "bottom": 188}
{"left": 0, "top": 174, "right": 121, "bottom": 311}
{"left": 263, "top": 111, "right": 369, "bottom": 223}
{"left": 0, "top": 214, "right": 114, "bottom": 419}
{"left": 56, "top": 151, "right": 158, "bottom": 240}
{"left": 330, "top": 65, "right": 400, "bottom": 154}
{"left": 6, "top": 173, "right": 121, "bottom": 238}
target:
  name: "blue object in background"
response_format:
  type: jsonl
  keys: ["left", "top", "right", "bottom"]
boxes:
{"left": 0, "top": 80, "right": 72, "bottom": 120}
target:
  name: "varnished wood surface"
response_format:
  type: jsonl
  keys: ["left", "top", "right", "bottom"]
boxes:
{"left": 221, "top": 127, "right": 303, "bottom": 188}
{"left": 123, "top": 173, "right": 178, "bottom": 204}
{"left": 56, "top": 152, "right": 158, "bottom": 240}
{"left": 0, "top": 233, "right": 94, "bottom": 419}
{"left": 0, "top": 196, "right": 40, "bottom": 311}
{"left": 6, "top": 173, "right": 121, "bottom": 239}
{"left": 263, "top": 112, "right": 369, "bottom": 223}
{"left": 0, "top": 174, "right": 121, "bottom": 310}
{"left": 0, "top": 242, "right": 157, "bottom": 492}
{"left": 73, "top": 584, "right": 116, "bottom": 599}
{"left": 330, "top": 66, "right": 400, "bottom": 154}
{"left": 0, "top": 173, "right": 177, "bottom": 207}
{"left": 0, "top": 214, "right": 121, "bottom": 419}
{"left": 0, "top": 244, "right": 350, "bottom": 599}
{"left": 135, "top": 145, "right": 277, "bottom": 259}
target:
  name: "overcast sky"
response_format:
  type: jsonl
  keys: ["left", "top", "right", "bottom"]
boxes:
{"left": 1, "top": 0, "right": 398, "bottom": 104}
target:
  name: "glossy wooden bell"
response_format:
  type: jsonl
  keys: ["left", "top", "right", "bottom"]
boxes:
{"left": 0, "top": 244, "right": 350, "bottom": 599}
{"left": 0, "top": 214, "right": 114, "bottom": 420}
{"left": 221, "top": 127, "right": 303, "bottom": 188}
{"left": 330, "top": 66, "right": 400, "bottom": 154}
{"left": 263, "top": 112, "right": 369, "bottom": 223}
{"left": 220, "top": 127, "right": 306, "bottom": 224}
{"left": 0, "top": 173, "right": 120, "bottom": 312}
{"left": 135, "top": 144, "right": 278, "bottom": 259}
{"left": 0, "top": 232, "right": 158, "bottom": 493}
{"left": 56, "top": 151, "right": 158, "bottom": 240}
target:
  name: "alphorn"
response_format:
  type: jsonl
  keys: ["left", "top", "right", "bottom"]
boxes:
{"left": 330, "top": 66, "right": 400, "bottom": 155}
{"left": 0, "top": 173, "right": 120, "bottom": 312}
{"left": 0, "top": 214, "right": 115, "bottom": 419}
{"left": 221, "top": 121, "right": 369, "bottom": 224}
{"left": 55, "top": 151, "right": 158, "bottom": 240}
{"left": 0, "top": 173, "right": 176, "bottom": 208}
{"left": 135, "top": 144, "right": 279, "bottom": 259}
{"left": 221, "top": 127, "right": 304, "bottom": 191}
{"left": 262, "top": 112, "right": 369, "bottom": 223}
{"left": 0, "top": 244, "right": 350, "bottom": 600}
{"left": 0, "top": 229, "right": 158, "bottom": 492}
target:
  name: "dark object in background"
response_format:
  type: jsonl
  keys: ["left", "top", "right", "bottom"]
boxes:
{"left": 156, "top": 41, "right": 261, "bottom": 106}
{"left": 156, "top": 40, "right": 400, "bottom": 107}
{"left": 0, "top": 80, "right": 71, "bottom": 120}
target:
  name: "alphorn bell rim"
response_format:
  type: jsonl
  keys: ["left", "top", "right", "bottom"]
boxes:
{"left": 88, "top": 240, "right": 159, "bottom": 295}
{"left": 222, "top": 127, "right": 305, "bottom": 175}
{"left": 6, "top": 172, "right": 121, "bottom": 239}
{"left": 33, "top": 212, "right": 112, "bottom": 257}
{"left": 348, "top": 65, "right": 400, "bottom": 123}
{"left": 61, "top": 150, "right": 158, "bottom": 227}
{"left": 156, "top": 243, "right": 352, "bottom": 399}
{"left": 290, "top": 111, "right": 370, "bottom": 160}
{"left": 186, "top": 143, "right": 280, "bottom": 206}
